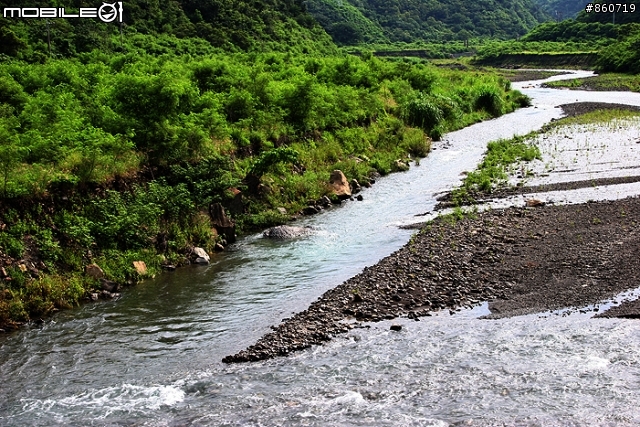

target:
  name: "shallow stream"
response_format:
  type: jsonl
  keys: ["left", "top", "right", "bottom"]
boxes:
{"left": 2, "top": 71, "right": 640, "bottom": 426}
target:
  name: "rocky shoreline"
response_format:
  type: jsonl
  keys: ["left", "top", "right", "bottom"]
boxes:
{"left": 223, "top": 196, "right": 640, "bottom": 363}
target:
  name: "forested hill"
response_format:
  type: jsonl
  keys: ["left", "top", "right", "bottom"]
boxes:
{"left": 304, "top": 0, "right": 550, "bottom": 45}
{"left": 0, "top": 0, "right": 335, "bottom": 59}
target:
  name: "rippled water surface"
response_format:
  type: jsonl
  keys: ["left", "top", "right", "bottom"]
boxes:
{"left": 2, "top": 71, "right": 640, "bottom": 426}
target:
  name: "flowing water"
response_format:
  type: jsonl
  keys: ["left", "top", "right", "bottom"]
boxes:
{"left": 2, "top": 71, "right": 640, "bottom": 426}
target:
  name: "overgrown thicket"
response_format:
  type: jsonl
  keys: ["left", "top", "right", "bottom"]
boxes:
{"left": 522, "top": 19, "right": 619, "bottom": 42}
{"left": 0, "top": 43, "right": 529, "bottom": 327}
{"left": 596, "top": 25, "right": 640, "bottom": 73}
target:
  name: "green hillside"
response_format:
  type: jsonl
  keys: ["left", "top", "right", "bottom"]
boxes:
{"left": 305, "top": 0, "right": 550, "bottom": 45}
{"left": 0, "top": 0, "right": 335, "bottom": 59}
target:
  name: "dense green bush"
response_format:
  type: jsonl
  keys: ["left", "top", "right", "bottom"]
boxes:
{"left": 596, "top": 28, "right": 640, "bottom": 73}
{"left": 404, "top": 94, "right": 444, "bottom": 133}
{"left": 474, "top": 85, "right": 505, "bottom": 117}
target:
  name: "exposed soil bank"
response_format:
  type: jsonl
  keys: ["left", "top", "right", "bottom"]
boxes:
{"left": 473, "top": 53, "right": 597, "bottom": 69}
{"left": 499, "top": 69, "right": 570, "bottom": 82}
{"left": 223, "top": 197, "right": 640, "bottom": 363}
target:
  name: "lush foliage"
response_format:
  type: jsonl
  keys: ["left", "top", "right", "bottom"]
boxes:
{"left": 596, "top": 25, "right": 640, "bottom": 73}
{"left": 0, "top": 0, "right": 335, "bottom": 59}
{"left": 522, "top": 19, "right": 619, "bottom": 42}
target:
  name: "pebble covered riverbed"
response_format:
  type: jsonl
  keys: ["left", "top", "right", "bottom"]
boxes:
{"left": 223, "top": 197, "right": 640, "bottom": 362}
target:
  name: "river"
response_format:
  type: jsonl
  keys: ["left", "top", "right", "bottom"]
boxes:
{"left": 1, "top": 71, "right": 640, "bottom": 426}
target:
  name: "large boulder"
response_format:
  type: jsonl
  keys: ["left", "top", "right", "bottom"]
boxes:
{"left": 330, "top": 170, "right": 351, "bottom": 200}
{"left": 85, "top": 263, "right": 105, "bottom": 279}
{"left": 191, "top": 247, "right": 210, "bottom": 264}
{"left": 263, "top": 225, "right": 315, "bottom": 239}
{"left": 209, "top": 203, "right": 236, "bottom": 244}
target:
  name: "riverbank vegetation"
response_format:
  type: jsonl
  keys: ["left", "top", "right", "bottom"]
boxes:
{"left": 0, "top": 28, "right": 530, "bottom": 329}
{"left": 449, "top": 134, "right": 541, "bottom": 205}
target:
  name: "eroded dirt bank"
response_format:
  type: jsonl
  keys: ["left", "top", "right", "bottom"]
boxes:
{"left": 223, "top": 197, "right": 640, "bottom": 363}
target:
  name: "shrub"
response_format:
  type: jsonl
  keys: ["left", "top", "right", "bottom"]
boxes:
{"left": 0, "top": 232, "right": 24, "bottom": 258}
{"left": 404, "top": 93, "right": 443, "bottom": 132}
{"left": 474, "top": 85, "right": 505, "bottom": 117}
{"left": 401, "top": 128, "right": 430, "bottom": 157}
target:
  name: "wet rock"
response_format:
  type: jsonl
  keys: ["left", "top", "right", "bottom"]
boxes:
{"left": 101, "top": 290, "right": 120, "bottom": 299}
{"left": 192, "top": 247, "right": 210, "bottom": 264}
{"left": 162, "top": 264, "right": 177, "bottom": 271}
{"left": 263, "top": 225, "right": 314, "bottom": 239}
{"left": 303, "top": 206, "right": 320, "bottom": 215}
{"left": 330, "top": 170, "right": 351, "bottom": 199}
{"left": 356, "top": 195, "right": 364, "bottom": 201}
{"left": 390, "top": 324, "right": 403, "bottom": 331}
{"left": 100, "top": 279, "right": 119, "bottom": 293}
{"left": 395, "top": 160, "right": 410, "bottom": 171}
{"left": 227, "top": 188, "right": 245, "bottom": 215}
{"left": 84, "top": 263, "right": 105, "bottom": 279}
{"left": 350, "top": 179, "right": 362, "bottom": 194}
{"left": 318, "top": 196, "right": 332, "bottom": 208}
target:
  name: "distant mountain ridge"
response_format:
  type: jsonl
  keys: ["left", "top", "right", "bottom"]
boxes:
{"left": 304, "top": 0, "right": 551, "bottom": 44}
